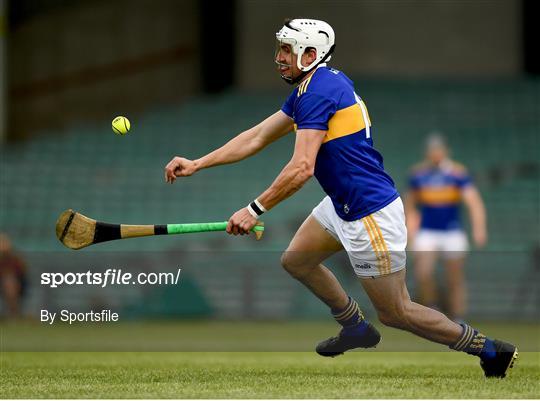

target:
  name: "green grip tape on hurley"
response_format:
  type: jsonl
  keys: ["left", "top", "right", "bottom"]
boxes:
{"left": 166, "top": 222, "right": 264, "bottom": 235}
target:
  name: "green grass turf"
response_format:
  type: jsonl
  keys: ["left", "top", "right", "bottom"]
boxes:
{"left": 1, "top": 321, "right": 539, "bottom": 398}
{"left": 1, "top": 352, "right": 538, "bottom": 398}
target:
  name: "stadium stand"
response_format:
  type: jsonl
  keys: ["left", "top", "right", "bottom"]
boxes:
{"left": 1, "top": 79, "right": 538, "bottom": 320}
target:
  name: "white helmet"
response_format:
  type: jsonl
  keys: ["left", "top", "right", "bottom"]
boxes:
{"left": 275, "top": 19, "right": 335, "bottom": 82}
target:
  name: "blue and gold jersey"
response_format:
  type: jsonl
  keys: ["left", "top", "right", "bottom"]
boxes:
{"left": 409, "top": 160, "right": 472, "bottom": 230}
{"left": 281, "top": 67, "right": 398, "bottom": 221}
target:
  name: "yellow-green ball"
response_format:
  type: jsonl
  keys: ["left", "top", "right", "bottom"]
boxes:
{"left": 112, "top": 116, "right": 130, "bottom": 135}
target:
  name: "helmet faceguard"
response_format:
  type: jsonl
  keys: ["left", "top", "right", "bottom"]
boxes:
{"left": 274, "top": 39, "right": 297, "bottom": 84}
{"left": 275, "top": 19, "right": 336, "bottom": 85}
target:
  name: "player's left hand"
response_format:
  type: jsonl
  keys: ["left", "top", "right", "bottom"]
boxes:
{"left": 227, "top": 208, "right": 257, "bottom": 236}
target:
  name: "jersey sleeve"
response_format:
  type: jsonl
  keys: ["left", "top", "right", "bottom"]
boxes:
{"left": 281, "top": 91, "right": 295, "bottom": 118}
{"left": 409, "top": 173, "right": 421, "bottom": 190}
{"left": 455, "top": 172, "right": 472, "bottom": 188}
{"left": 294, "top": 93, "right": 337, "bottom": 131}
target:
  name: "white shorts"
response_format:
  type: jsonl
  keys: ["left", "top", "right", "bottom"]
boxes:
{"left": 413, "top": 229, "right": 469, "bottom": 260}
{"left": 312, "top": 196, "right": 407, "bottom": 278}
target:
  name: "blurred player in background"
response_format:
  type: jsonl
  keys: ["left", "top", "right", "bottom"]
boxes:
{"left": 0, "top": 233, "right": 28, "bottom": 318}
{"left": 405, "top": 134, "right": 487, "bottom": 323}
{"left": 164, "top": 18, "right": 516, "bottom": 378}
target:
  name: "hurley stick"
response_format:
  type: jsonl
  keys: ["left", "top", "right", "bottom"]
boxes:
{"left": 55, "top": 209, "right": 264, "bottom": 250}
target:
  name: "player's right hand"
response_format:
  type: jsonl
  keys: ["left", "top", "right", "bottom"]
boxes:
{"left": 164, "top": 156, "right": 197, "bottom": 183}
{"left": 473, "top": 226, "right": 487, "bottom": 248}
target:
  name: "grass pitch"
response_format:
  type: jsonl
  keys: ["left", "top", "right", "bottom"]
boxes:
{"left": 1, "top": 321, "right": 539, "bottom": 398}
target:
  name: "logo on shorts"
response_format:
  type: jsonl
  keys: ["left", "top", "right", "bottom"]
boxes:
{"left": 355, "top": 263, "right": 372, "bottom": 270}
{"left": 344, "top": 204, "right": 350, "bottom": 214}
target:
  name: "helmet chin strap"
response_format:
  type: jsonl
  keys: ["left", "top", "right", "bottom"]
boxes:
{"left": 279, "top": 44, "right": 336, "bottom": 86}
{"left": 281, "top": 69, "right": 308, "bottom": 86}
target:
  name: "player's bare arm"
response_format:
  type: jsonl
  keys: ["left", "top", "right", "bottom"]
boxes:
{"left": 462, "top": 185, "right": 487, "bottom": 247}
{"left": 258, "top": 129, "right": 326, "bottom": 209}
{"left": 164, "top": 111, "right": 293, "bottom": 183}
{"left": 227, "top": 129, "right": 326, "bottom": 235}
{"left": 403, "top": 189, "right": 421, "bottom": 244}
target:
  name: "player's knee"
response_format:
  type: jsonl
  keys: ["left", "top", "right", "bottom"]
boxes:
{"left": 446, "top": 273, "right": 465, "bottom": 288}
{"left": 280, "top": 250, "right": 293, "bottom": 269}
{"left": 280, "top": 251, "right": 308, "bottom": 279}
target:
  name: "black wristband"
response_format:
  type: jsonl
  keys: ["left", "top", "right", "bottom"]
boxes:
{"left": 250, "top": 201, "right": 264, "bottom": 216}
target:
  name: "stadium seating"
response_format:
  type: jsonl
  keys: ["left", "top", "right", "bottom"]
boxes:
{"left": 1, "top": 79, "right": 538, "bottom": 320}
